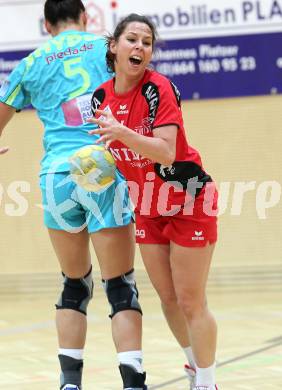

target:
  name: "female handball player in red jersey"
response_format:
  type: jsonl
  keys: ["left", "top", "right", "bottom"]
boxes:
{"left": 89, "top": 13, "right": 219, "bottom": 390}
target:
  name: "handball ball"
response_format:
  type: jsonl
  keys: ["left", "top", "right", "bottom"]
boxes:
{"left": 69, "top": 145, "right": 116, "bottom": 192}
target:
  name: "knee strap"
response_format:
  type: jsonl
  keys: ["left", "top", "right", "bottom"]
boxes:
{"left": 56, "top": 267, "right": 93, "bottom": 315}
{"left": 102, "top": 269, "right": 142, "bottom": 318}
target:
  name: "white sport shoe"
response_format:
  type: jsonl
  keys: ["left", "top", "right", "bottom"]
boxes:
{"left": 184, "top": 364, "right": 196, "bottom": 389}
{"left": 193, "top": 385, "right": 218, "bottom": 390}
{"left": 61, "top": 385, "right": 80, "bottom": 390}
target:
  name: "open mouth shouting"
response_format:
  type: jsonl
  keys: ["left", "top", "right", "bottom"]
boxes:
{"left": 129, "top": 55, "right": 142, "bottom": 66}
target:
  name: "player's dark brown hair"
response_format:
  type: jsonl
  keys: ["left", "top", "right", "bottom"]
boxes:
{"left": 106, "top": 13, "right": 157, "bottom": 73}
{"left": 44, "top": 0, "right": 85, "bottom": 26}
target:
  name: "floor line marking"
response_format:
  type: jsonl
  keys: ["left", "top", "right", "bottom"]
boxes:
{"left": 149, "top": 338, "right": 282, "bottom": 389}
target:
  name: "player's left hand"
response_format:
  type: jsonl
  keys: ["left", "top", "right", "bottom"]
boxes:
{"left": 88, "top": 109, "right": 128, "bottom": 149}
{"left": 0, "top": 146, "right": 9, "bottom": 155}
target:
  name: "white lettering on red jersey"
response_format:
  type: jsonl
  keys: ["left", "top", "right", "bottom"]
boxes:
{"left": 91, "top": 69, "right": 211, "bottom": 217}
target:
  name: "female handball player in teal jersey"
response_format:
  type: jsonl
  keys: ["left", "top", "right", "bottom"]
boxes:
{"left": 0, "top": 2, "right": 147, "bottom": 389}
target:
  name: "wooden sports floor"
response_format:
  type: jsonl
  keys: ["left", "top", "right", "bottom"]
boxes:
{"left": 0, "top": 266, "right": 281, "bottom": 390}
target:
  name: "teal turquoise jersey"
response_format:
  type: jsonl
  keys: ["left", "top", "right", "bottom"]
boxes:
{"left": 0, "top": 30, "right": 112, "bottom": 174}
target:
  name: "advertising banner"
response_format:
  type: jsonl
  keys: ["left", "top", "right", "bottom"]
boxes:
{"left": 0, "top": 0, "right": 281, "bottom": 99}
{"left": 151, "top": 32, "right": 282, "bottom": 99}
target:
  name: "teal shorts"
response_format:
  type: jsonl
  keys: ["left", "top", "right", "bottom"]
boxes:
{"left": 40, "top": 171, "right": 133, "bottom": 233}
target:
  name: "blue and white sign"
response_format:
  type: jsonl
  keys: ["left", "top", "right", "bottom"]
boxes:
{"left": 0, "top": 50, "right": 30, "bottom": 87}
{"left": 151, "top": 32, "right": 282, "bottom": 99}
{"left": 0, "top": 0, "right": 281, "bottom": 99}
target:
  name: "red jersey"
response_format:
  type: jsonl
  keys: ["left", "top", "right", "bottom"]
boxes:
{"left": 91, "top": 69, "right": 212, "bottom": 218}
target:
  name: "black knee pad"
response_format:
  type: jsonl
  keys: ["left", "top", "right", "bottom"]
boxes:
{"left": 102, "top": 269, "right": 142, "bottom": 318}
{"left": 119, "top": 364, "right": 146, "bottom": 389}
{"left": 56, "top": 267, "right": 93, "bottom": 315}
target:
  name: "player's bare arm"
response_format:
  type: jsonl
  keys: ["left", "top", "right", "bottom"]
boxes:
{"left": 0, "top": 102, "right": 16, "bottom": 154}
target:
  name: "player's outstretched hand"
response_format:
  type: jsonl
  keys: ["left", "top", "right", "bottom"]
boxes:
{"left": 0, "top": 147, "right": 9, "bottom": 155}
{"left": 88, "top": 109, "right": 129, "bottom": 149}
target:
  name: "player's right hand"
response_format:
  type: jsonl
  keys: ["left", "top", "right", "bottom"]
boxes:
{"left": 0, "top": 147, "right": 9, "bottom": 155}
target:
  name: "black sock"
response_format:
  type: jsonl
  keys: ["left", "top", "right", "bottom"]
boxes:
{"left": 58, "top": 354, "right": 83, "bottom": 388}
{"left": 119, "top": 363, "right": 146, "bottom": 389}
